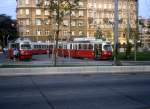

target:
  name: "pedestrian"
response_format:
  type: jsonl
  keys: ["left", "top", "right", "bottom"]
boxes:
{"left": 13, "top": 48, "right": 19, "bottom": 61}
{"left": 3, "top": 47, "right": 7, "bottom": 57}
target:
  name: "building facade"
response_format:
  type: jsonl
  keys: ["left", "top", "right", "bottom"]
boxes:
{"left": 16, "top": 0, "right": 137, "bottom": 44}
{"left": 139, "top": 17, "right": 150, "bottom": 48}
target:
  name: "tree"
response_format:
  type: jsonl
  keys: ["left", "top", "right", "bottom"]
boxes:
{"left": 0, "top": 14, "right": 17, "bottom": 48}
{"left": 94, "top": 27, "right": 103, "bottom": 39}
{"left": 107, "top": 31, "right": 113, "bottom": 42}
{"left": 39, "top": 0, "right": 79, "bottom": 66}
{"left": 124, "top": 27, "right": 137, "bottom": 59}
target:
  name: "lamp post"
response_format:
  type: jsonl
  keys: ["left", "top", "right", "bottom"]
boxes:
{"left": 113, "top": 0, "right": 119, "bottom": 65}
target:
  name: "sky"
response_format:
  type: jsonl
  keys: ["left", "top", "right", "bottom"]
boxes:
{"left": 0, "top": 0, "right": 150, "bottom": 19}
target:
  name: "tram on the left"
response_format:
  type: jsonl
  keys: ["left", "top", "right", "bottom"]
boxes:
{"left": 8, "top": 38, "right": 32, "bottom": 60}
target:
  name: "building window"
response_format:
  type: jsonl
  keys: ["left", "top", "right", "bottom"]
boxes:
{"left": 26, "top": 9, "right": 29, "bottom": 15}
{"left": 71, "top": 21, "right": 75, "bottom": 26}
{"left": 26, "top": 19, "right": 30, "bottom": 25}
{"left": 72, "top": 31, "right": 75, "bottom": 36}
{"left": 19, "top": 20, "right": 23, "bottom": 25}
{"left": 44, "top": 0, "right": 50, "bottom": 6}
{"left": 36, "top": 9, "right": 41, "bottom": 15}
{"left": 26, "top": 30, "right": 30, "bottom": 35}
{"left": 63, "top": 31, "right": 68, "bottom": 36}
{"left": 104, "top": 4, "right": 107, "bottom": 9}
{"left": 45, "top": 19, "right": 50, "bottom": 25}
{"left": 79, "top": 31, "right": 83, "bottom": 36}
{"left": 45, "top": 30, "right": 49, "bottom": 35}
{"left": 45, "top": 10, "right": 49, "bottom": 15}
{"left": 36, "top": 19, "right": 42, "bottom": 25}
{"left": 18, "top": 0, "right": 23, "bottom": 5}
{"left": 99, "top": 4, "right": 102, "bottom": 9}
{"left": 79, "top": 2, "right": 83, "bottom": 7}
{"left": 63, "top": 20, "right": 69, "bottom": 26}
{"left": 78, "top": 21, "right": 84, "bottom": 26}
{"left": 25, "top": 0, "right": 29, "bottom": 5}
{"left": 36, "top": 29, "right": 41, "bottom": 36}
{"left": 79, "top": 11, "right": 84, "bottom": 17}
{"left": 71, "top": 11, "right": 75, "bottom": 16}
{"left": 36, "top": 0, "right": 41, "bottom": 5}
{"left": 20, "top": 9, "right": 23, "bottom": 15}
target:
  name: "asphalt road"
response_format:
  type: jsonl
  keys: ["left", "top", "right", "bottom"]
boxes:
{"left": 0, "top": 74, "right": 150, "bottom": 109}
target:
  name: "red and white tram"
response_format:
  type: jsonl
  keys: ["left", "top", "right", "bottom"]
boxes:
{"left": 31, "top": 42, "right": 49, "bottom": 54}
{"left": 57, "top": 38, "right": 113, "bottom": 60}
{"left": 8, "top": 38, "right": 32, "bottom": 60}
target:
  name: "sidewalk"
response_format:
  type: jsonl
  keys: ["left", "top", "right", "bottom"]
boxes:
{"left": 121, "top": 61, "right": 150, "bottom": 66}
{"left": 0, "top": 66, "right": 150, "bottom": 76}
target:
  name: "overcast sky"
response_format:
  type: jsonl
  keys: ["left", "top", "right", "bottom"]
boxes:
{"left": 0, "top": 0, "right": 150, "bottom": 19}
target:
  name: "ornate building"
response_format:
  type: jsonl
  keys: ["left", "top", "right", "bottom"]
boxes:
{"left": 16, "top": 0, "right": 137, "bottom": 44}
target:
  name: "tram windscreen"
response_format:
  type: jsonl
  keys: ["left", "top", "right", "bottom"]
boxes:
{"left": 21, "top": 44, "right": 31, "bottom": 50}
{"left": 103, "top": 45, "right": 112, "bottom": 51}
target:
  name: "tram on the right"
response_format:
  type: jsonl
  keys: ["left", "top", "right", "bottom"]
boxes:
{"left": 57, "top": 38, "right": 113, "bottom": 60}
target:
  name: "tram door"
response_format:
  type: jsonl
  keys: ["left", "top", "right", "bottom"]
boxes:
{"left": 94, "top": 44, "right": 102, "bottom": 59}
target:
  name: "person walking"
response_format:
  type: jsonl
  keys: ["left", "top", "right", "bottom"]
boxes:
{"left": 13, "top": 48, "right": 19, "bottom": 61}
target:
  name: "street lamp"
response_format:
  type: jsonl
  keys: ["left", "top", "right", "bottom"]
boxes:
{"left": 113, "top": 0, "right": 119, "bottom": 65}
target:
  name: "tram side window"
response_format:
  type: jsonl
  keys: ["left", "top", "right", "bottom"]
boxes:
{"left": 79, "top": 44, "right": 82, "bottom": 50}
{"left": 11, "top": 44, "right": 19, "bottom": 49}
{"left": 59, "top": 44, "right": 62, "bottom": 49}
{"left": 70, "top": 44, "right": 72, "bottom": 50}
{"left": 63, "top": 45, "right": 67, "bottom": 49}
{"left": 99, "top": 44, "right": 102, "bottom": 51}
{"left": 88, "top": 44, "right": 93, "bottom": 50}
{"left": 73, "top": 44, "right": 77, "bottom": 50}
{"left": 21, "top": 44, "right": 31, "bottom": 49}
{"left": 83, "top": 44, "right": 87, "bottom": 50}
{"left": 49, "top": 45, "right": 53, "bottom": 49}
{"left": 35, "top": 45, "right": 38, "bottom": 48}
{"left": 11, "top": 44, "right": 16, "bottom": 48}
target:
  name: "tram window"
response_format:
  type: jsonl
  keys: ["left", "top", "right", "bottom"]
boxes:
{"left": 79, "top": 44, "right": 82, "bottom": 49}
{"left": 38, "top": 45, "right": 41, "bottom": 48}
{"left": 63, "top": 45, "right": 67, "bottom": 49}
{"left": 83, "top": 44, "right": 87, "bottom": 49}
{"left": 88, "top": 44, "right": 93, "bottom": 50}
{"left": 36, "top": 45, "right": 38, "bottom": 49}
{"left": 59, "top": 45, "right": 62, "bottom": 49}
{"left": 73, "top": 44, "right": 77, "bottom": 49}
{"left": 75, "top": 44, "right": 77, "bottom": 49}
{"left": 70, "top": 44, "right": 72, "bottom": 49}
{"left": 11, "top": 44, "right": 16, "bottom": 48}
{"left": 103, "top": 45, "right": 112, "bottom": 51}
{"left": 21, "top": 44, "right": 31, "bottom": 50}
{"left": 94, "top": 44, "right": 98, "bottom": 49}
{"left": 99, "top": 44, "right": 102, "bottom": 49}
{"left": 49, "top": 45, "right": 53, "bottom": 48}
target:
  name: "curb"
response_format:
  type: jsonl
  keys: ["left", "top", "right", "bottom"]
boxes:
{"left": 0, "top": 66, "right": 150, "bottom": 76}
